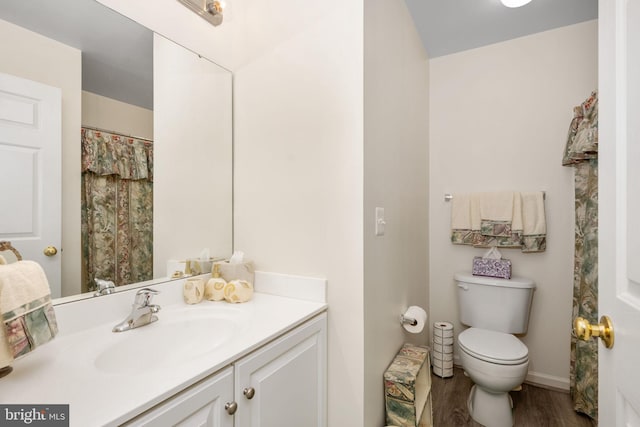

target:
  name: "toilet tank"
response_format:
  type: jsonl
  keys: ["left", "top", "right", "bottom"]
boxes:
{"left": 455, "top": 272, "right": 535, "bottom": 334}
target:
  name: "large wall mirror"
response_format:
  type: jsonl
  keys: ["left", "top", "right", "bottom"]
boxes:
{"left": 0, "top": 0, "right": 233, "bottom": 300}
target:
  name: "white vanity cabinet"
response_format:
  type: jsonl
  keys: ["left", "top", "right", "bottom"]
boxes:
{"left": 124, "top": 313, "right": 326, "bottom": 427}
{"left": 234, "top": 312, "right": 327, "bottom": 427}
{"left": 123, "top": 367, "right": 235, "bottom": 427}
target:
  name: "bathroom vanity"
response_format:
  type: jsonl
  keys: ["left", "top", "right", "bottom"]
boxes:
{"left": 1, "top": 273, "right": 327, "bottom": 427}
{"left": 125, "top": 314, "right": 326, "bottom": 427}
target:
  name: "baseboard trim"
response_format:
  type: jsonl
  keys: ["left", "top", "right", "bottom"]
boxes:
{"left": 525, "top": 371, "right": 570, "bottom": 392}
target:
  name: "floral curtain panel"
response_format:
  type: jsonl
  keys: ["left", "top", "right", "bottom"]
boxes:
{"left": 563, "top": 91, "right": 598, "bottom": 420}
{"left": 81, "top": 128, "right": 153, "bottom": 292}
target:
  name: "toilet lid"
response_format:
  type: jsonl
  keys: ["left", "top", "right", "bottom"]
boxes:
{"left": 458, "top": 328, "right": 528, "bottom": 365}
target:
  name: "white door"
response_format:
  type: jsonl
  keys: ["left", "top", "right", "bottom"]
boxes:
{"left": 598, "top": 0, "right": 640, "bottom": 424}
{"left": 0, "top": 72, "right": 61, "bottom": 297}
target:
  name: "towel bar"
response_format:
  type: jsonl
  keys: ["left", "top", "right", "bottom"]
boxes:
{"left": 444, "top": 191, "right": 545, "bottom": 202}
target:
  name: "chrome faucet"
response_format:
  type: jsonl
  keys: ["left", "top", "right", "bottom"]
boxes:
{"left": 94, "top": 278, "right": 116, "bottom": 296}
{"left": 112, "top": 288, "right": 161, "bottom": 332}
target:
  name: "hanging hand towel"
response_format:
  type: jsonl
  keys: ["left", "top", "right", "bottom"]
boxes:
{"left": 451, "top": 193, "right": 472, "bottom": 244}
{"left": 451, "top": 193, "right": 482, "bottom": 245}
{"left": 475, "top": 192, "right": 522, "bottom": 248}
{"left": 521, "top": 192, "right": 547, "bottom": 252}
{"left": 0, "top": 261, "right": 58, "bottom": 358}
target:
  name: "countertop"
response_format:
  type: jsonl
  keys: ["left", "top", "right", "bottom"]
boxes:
{"left": 0, "top": 272, "right": 327, "bottom": 426}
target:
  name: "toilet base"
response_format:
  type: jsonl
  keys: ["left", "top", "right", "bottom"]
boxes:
{"left": 467, "top": 384, "right": 514, "bottom": 427}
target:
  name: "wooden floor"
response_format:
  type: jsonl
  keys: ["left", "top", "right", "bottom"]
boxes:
{"left": 431, "top": 367, "right": 596, "bottom": 427}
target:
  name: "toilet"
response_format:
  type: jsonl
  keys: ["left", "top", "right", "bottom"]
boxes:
{"left": 455, "top": 272, "right": 535, "bottom": 427}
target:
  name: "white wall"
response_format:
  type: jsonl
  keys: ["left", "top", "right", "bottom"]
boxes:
{"left": 363, "top": 0, "right": 429, "bottom": 425}
{"left": 0, "top": 19, "right": 82, "bottom": 298}
{"left": 82, "top": 91, "right": 153, "bottom": 140}
{"left": 429, "top": 20, "right": 598, "bottom": 389}
{"left": 232, "top": 1, "right": 365, "bottom": 424}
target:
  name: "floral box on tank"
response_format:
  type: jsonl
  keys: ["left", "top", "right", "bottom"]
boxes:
{"left": 472, "top": 256, "right": 512, "bottom": 279}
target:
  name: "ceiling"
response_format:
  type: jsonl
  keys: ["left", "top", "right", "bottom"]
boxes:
{"left": 0, "top": 0, "right": 599, "bottom": 110}
{"left": 404, "top": 0, "right": 598, "bottom": 58}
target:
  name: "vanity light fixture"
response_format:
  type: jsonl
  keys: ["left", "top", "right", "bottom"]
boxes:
{"left": 500, "top": 0, "right": 532, "bottom": 7}
{"left": 177, "top": 0, "right": 225, "bottom": 27}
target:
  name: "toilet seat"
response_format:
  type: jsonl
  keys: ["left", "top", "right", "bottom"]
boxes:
{"left": 458, "top": 328, "right": 528, "bottom": 365}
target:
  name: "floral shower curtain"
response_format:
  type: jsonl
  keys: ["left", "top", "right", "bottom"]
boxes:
{"left": 81, "top": 128, "right": 154, "bottom": 292}
{"left": 563, "top": 91, "right": 598, "bottom": 420}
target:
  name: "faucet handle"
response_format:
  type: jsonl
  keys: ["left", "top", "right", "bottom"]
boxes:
{"left": 94, "top": 278, "right": 116, "bottom": 296}
{"left": 134, "top": 288, "right": 159, "bottom": 307}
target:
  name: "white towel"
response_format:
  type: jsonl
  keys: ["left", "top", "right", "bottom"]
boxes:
{"left": 512, "top": 193, "right": 523, "bottom": 233}
{"left": 451, "top": 193, "right": 481, "bottom": 230}
{"left": 0, "top": 261, "right": 58, "bottom": 358}
{"left": 479, "top": 191, "right": 514, "bottom": 222}
{"left": 522, "top": 192, "right": 546, "bottom": 235}
{"left": 470, "top": 193, "right": 481, "bottom": 231}
{"left": 451, "top": 193, "right": 472, "bottom": 230}
{"left": 0, "top": 261, "right": 51, "bottom": 313}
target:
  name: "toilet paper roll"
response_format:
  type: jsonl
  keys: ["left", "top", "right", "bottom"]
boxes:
{"left": 432, "top": 365, "right": 454, "bottom": 378}
{"left": 433, "top": 335, "right": 454, "bottom": 345}
{"left": 432, "top": 357, "right": 454, "bottom": 370}
{"left": 433, "top": 321, "right": 454, "bottom": 338}
{"left": 402, "top": 306, "right": 427, "bottom": 334}
{"left": 432, "top": 342, "right": 453, "bottom": 354}
{"left": 433, "top": 329, "right": 453, "bottom": 339}
{"left": 431, "top": 351, "right": 453, "bottom": 362}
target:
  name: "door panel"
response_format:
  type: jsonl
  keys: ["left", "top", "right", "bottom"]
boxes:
{"left": 0, "top": 145, "right": 36, "bottom": 234}
{"left": 599, "top": 0, "right": 640, "bottom": 424}
{"left": 0, "top": 72, "right": 61, "bottom": 297}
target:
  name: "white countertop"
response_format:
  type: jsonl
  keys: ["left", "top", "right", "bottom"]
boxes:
{"left": 0, "top": 272, "right": 327, "bottom": 426}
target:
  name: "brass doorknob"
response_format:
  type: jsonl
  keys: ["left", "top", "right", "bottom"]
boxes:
{"left": 43, "top": 246, "right": 58, "bottom": 257}
{"left": 574, "top": 315, "right": 615, "bottom": 349}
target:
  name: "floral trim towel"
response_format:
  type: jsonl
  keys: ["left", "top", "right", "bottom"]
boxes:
{"left": 0, "top": 261, "right": 58, "bottom": 359}
{"left": 451, "top": 192, "right": 546, "bottom": 252}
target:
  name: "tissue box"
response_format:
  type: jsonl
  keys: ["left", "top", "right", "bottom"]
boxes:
{"left": 472, "top": 256, "right": 512, "bottom": 279}
{"left": 214, "top": 261, "right": 255, "bottom": 284}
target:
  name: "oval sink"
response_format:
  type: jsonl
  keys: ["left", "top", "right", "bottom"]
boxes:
{"left": 94, "top": 306, "right": 244, "bottom": 375}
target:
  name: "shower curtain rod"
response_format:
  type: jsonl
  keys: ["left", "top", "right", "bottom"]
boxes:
{"left": 82, "top": 125, "right": 154, "bottom": 143}
{"left": 444, "top": 192, "right": 546, "bottom": 202}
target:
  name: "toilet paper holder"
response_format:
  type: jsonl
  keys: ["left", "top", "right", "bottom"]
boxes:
{"left": 400, "top": 314, "right": 418, "bottom": 326}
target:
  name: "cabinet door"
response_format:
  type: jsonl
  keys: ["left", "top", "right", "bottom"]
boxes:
{"left": 124, "top": 366, "right": 235, "bottom": 427}
{"left": 235, "top": 313, "right": 327, "bottom": 427}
